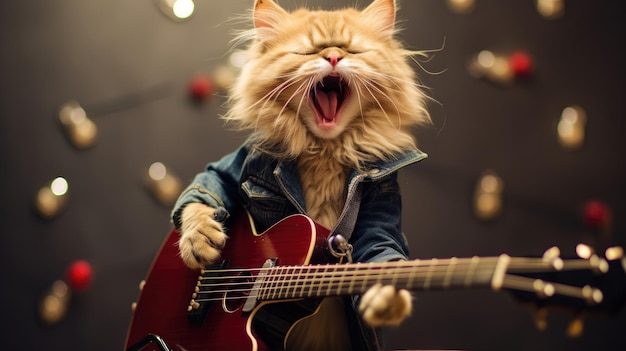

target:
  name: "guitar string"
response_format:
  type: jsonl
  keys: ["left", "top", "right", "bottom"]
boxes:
{"left": 195, "top": 256, "right": 585, "bottom": 289}
{"left": 189, "top": 271, "right": 592, "bottom": 305}
{"left": 198, "top": 256, "right": 573, "bottom": 277}
{"left": 201, "top": 256, "right": 564, "bottom": 274}
{"left": 193, "top": 257, "right": 592, "bottom": 298}
{"left": 192, "top": 261, "right": 495, "bottom": 298}
{"left": 191, "top": 268, "right": 498, "bottom": 303}
{"left": 185, "top": 257, "right": 598, "bottom": 305}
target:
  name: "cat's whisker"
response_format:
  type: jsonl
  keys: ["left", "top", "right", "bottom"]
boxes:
{"left": 352, "top": 81, "right": 366, "bottom": 123}
{"left": 355, "top": 67, "right": 413, "bottom": 94}
{"left": 356, "top": 77, "right": 390, "bottom": 122}
{"left": 266, "top": 77, "right": 302, "bottom": 108}
{"left": 355, "top": 66, "right": 437, "bottom": 118}
{"left": 356, "top": 77, "right": 402, "bottom": 132}
{"left": 243, "top": 76, "right": 302, "bottom": 116}
{"left": 276, "top": 77, "right": 312, "bottom": 122}
{"left": 295, "top": 77, "right": 316, "bottom": 120}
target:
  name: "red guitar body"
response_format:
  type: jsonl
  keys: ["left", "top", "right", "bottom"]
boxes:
{"left": 125, "top": 213, "right": 330, "bottom": 351}
{"left": 125, "top": 211, "right": 625, "bottom": 350}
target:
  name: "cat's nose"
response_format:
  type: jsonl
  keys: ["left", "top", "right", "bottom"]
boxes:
{"left": 320, "top": 48, "right": 344, "bottom": 68}
{"left": 326, "top": 54, "right": 342, "bottom": 67}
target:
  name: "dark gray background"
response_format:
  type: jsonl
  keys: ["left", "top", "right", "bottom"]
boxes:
{"left": 1, "top": 0, "right": 625, "bottom": 350}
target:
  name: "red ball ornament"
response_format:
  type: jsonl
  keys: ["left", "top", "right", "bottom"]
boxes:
{"left": 66, "top": 260, "right": 93, "bottom": 292}
{"left": 583, "top": 200, "right": 610, "bottom": 229}
{"left": 189, "top": 74, "right": 213, "bottom": 101}
{"left": 509, "top": 51, "right": 533, "bottom": 77}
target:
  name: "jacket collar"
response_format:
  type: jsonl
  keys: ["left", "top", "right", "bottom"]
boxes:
{"left": 353, "top": 149, "right": 428, "bottom": 182}
{"left": 272, "top": 149, "right": 427, "bottom": 213}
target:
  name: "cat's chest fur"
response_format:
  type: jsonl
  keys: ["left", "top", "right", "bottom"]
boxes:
{"left": 292, "top": 152, "right": 353, "bottom": 350}
{"left": 297, "top": 151, "right": 349, "bottom": 229}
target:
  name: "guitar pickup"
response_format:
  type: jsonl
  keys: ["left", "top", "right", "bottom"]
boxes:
{"left": 243, "top": 259, "right": 277, "bottom": 313}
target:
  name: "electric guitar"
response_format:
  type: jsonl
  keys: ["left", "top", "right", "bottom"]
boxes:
{"left": 125, "top": 213, "right": 625, "bottom": 351}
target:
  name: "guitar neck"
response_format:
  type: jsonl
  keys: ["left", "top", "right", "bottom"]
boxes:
{"left": 257, "top": 255, "right": 514, "bottom": 301}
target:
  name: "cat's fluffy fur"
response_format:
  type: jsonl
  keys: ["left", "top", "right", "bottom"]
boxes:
{"left": 179, "top": 0, "right": 430, "bottom": 349}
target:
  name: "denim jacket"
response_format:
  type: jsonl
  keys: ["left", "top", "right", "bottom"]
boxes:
{"left": 171, "top": 138, "right": 427, "bottom": 350}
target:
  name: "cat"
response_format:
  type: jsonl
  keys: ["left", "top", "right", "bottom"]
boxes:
{"left": 173, "top": 0, "right": 431, "bottom": 350}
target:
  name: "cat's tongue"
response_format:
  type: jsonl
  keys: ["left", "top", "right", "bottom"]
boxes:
{"left": 315, "top": 90, "right": 339, "bottom": 123}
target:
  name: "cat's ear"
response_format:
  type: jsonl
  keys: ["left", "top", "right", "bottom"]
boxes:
{"left": 362, "top": 0, "right": 397, "bottom": 34}
{"left": 254, "top": 0, "right": 288, "bottom": 29}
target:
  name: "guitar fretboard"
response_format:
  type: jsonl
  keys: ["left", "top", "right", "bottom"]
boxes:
{"left": 256, "top": 257, "right": 504, "bottom": 300}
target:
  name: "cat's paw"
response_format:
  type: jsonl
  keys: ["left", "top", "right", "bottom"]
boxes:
{"left": 178, "top": 203, "right": 228, "bottom": 269}
{"left": 358, "top": 284, "right": 412, "bottom": 327}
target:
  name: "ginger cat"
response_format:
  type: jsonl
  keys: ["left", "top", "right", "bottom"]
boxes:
{"left": 174, "top": 0, "right": 431, "bottom": 350}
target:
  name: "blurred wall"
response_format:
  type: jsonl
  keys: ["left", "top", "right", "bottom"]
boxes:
{"left": 1, "top": 0, "right": 624, "bottom": 350}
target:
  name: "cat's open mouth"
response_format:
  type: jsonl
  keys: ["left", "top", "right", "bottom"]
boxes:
{"left": 309, "top": 75, "right": 351, "bottom": 129}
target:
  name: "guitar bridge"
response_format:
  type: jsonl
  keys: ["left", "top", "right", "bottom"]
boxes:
{"left": 187, "top": 260, "right": 229, "bottom": 325}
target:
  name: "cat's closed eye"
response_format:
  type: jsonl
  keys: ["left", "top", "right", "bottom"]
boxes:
{"left": 292, "top": 49, "right": 365, "bottom": 56}
{"left": 293, "top": 51, "right": 317, "bottom": 56}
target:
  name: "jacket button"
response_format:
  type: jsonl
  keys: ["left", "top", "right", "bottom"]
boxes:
{"left": 368, "top": 168, "right": 380, "bottom": 175}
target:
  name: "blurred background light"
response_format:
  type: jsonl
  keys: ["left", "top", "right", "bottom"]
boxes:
{"left": 155, "top": 0, "right": 195, "bottom": 21}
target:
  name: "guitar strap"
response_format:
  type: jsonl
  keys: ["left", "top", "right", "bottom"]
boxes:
{"left": 327, "top": 179, "right": 364, "bottom": 263}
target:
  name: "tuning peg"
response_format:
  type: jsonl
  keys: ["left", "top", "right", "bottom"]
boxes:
{"left": 542, "top": 246, "right": 564, "bottom": 270}
{"left": 566, "top": 315, "right": 585, "bottom": 338}
{"left": 131, "top": 280, "right": 147, "bottom": 313}
{"left": 575, "top": 243, "right": 595, "bottom": 259}
{"left": 533, "top": 279, "right": 556, "bottom": 299}
{"left": 534, "top": 307, "right": 549, "bottom": 331}
{"left": 588, "top": 255, "right": 609, "bottom": 275}
{"left": 581, "top": 285, "right": 604, "bottom": 305}
{"left": 605, "top": 246, "right": 624, "bottom": 261}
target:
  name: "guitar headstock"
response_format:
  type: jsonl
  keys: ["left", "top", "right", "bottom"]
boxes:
{"left": 505, "top": 245, "right": 626, "bottom": 337}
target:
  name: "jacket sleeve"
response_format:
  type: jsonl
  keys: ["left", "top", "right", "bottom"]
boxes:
{"left": 170, "top": 144, "right": 250, "bottom": 230}
{"left": 349, "top": 172, "right": 409, "bottom": 264}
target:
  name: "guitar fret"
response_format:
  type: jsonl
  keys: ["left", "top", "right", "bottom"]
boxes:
{"left": 348, "top": 264, "right": 358, "bottom": 294}
{"left": 336, "top": 265, "right": 347, "bottom": 295}
{"left": 287, "top": 266, "right": 296, "bottom": 299}
{"left": 360, "top": 266, "right": 369, "bottom": 292}
{"left": 261, "top": 267, "right": 274, "bottom": 300}
{"left": 307, "top": 266, "right": 316, "bottom": 298}
{"left": 406, "top": 260, "right": 420, "bottom": 289}
{"left": 317, "top": 265, "right": 330, "bottom": 297}
{"left": 464, "top": 256, "right": 480, "bottom": 288}
{"left": 391, "top": 262, "right": 401, "bottom": 287}
{"left": 424, "top": 258, "right": 438, "bottom": 290}
{"left": 280, "top": 266, "right": 290, "bottom": 299}
{"left": 326, "top": 266, "right": 335, "bottom": 296}
{"left": 293, "top": 266, "right": 304, "bottom": 298}
{"left": 273, "top": 267, "right": 282, "bottom": 299}
{"left": 301, "top": 266, "right": 310, "bottom": 298}
{"left": 263, "top": 267, "right": 271, "bottom": 300}
{"left": 285, "top": 266, "right": 293, "bottom": 298}
{"left": 443, "top": 257, "right": 458, "bottom": 289}
{"left": 270, "top": 267, "right": 280, "bottom": 299}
